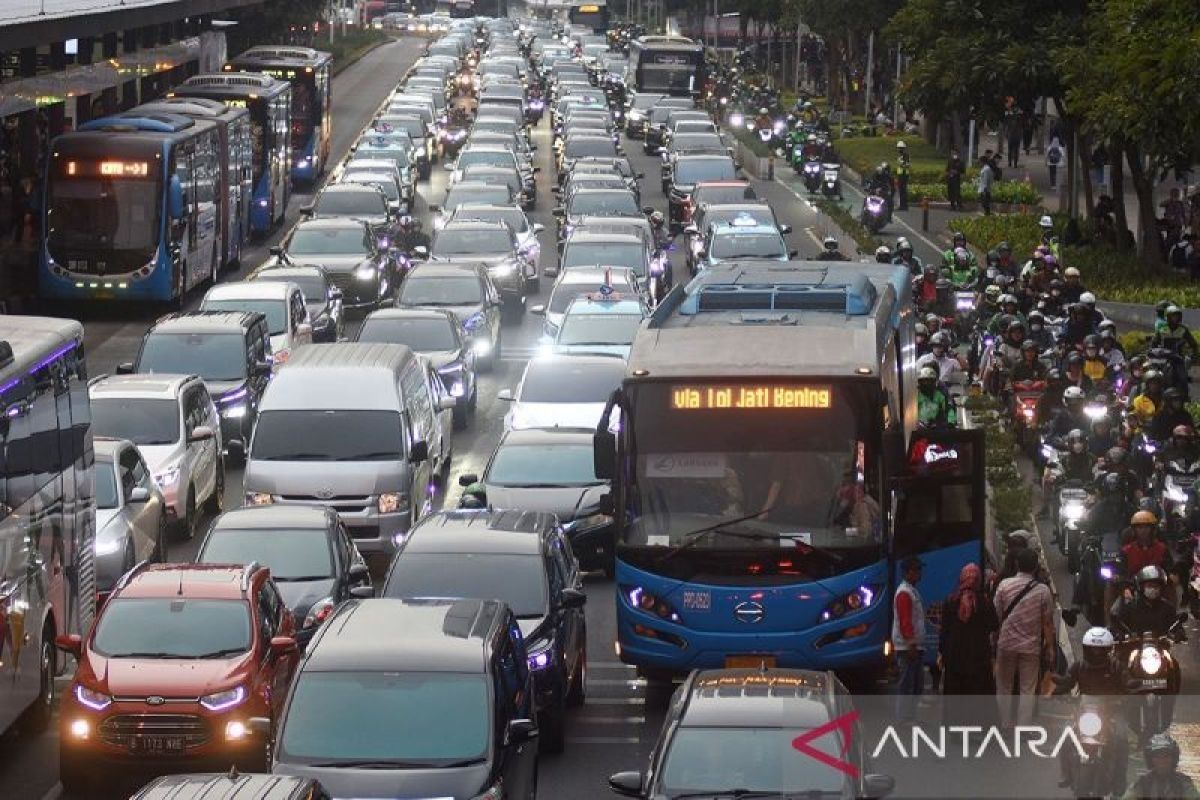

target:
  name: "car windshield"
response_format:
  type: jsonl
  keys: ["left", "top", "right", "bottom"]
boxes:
{"left": 255, "top": 273, "right": 327, "bottom": 305}
{"left": 660, "top": 727, "right": 845, "bottom": 795}
{"left": 694, "top": 186, "right": 756, "bottom": 205}
{"left": 455, "top": 207, "right": 529, "bottom": 234}
{"left": 520, "top": 360, "right": 623, "bottom": 402}
{"left": 565, "top": 139, "right": 618, "bottom": 159}
{"left": 91, "top": 398, "right": 180, "bottom": 445}
{"left": 376, "top": 118, "right": 424, "bottom": 137}
{"left": 676, "top": 160, "right": 737, "bottom": 185}
{"left": 199, "top": 528, "right": 334, "bottom": 580}
{"left": 357, "top": 147, "right": 411, "bottom": 169}
{"left": 459, "top": 151, "right": 514, "bottom": 170}
{"left": 95, "top": 463, "right": 119, "bottom": 509}
{"left": 445, "top": 185, "right": 512, "bottom": 210}
{"left": 711, "top": 232, "right": 786, "bottom": 259}
{"left": 557, "top": 313, "right": 643, "bottom": 347}
{"left": 400, "top": 275, "right": 484, "bottom": 306}
{"left": 487, "top": 442, "right": 600, "bottom": 487}
{"left": 631, "top": 94, "right": 663, "bottom": 109}
{"left": 251, "top": 410, "right": 404, "bottom": 461}
{"left": 384, "top": 553, "right": 548, "bottom": 617}
{"left": 344, "top": 177, "right": 399, "bottom": 202}
{"left": 672, "top": 134, "right": 722, "bottom": 151}
{"left": 433, "top": 228, "right": 513, "bottom": 256}
{"left": 278, "top": 672, "right": 489, "bottom": 765}
{"left": 138, "top": 333, "right": 246, "bottom": 382}
{"left": 202, "top": 298, "right": 288, "bottom": 336}
{"left": 563, "top": 242, "right": 645, "bottom": 275}
{"left": 359, "top": 317, "right": 458, "bottom": 351}
{"left": 569, "top": 192, "right": 639, "bottom": 217}
{"left": 317, "top": 190, "right": 385, "bottom": 217}
{"left": 92, "top": 598, "right": 251, "bottom": 659}
{"left": 288, "top": 227, "right": 368, "bottom": 256}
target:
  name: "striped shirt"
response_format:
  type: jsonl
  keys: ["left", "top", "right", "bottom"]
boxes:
{"left": 994, "top": 575, "right": 1053, "bottom": 655}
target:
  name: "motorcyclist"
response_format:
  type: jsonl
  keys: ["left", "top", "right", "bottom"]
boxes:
{"left": 1038, "top": 214, "right": 1061, "bottom": 259}
{"left": 917, "top": 366, "right": 954, "bottom": 427}
{"left": 930, "top": 278, "right": 956, "bottom": 319}
{"left": 1148, "top": 392, "right": 1194, "bottom": 445}
{"left": 1022, "top": 251, "right": 1053, "bottom": 294}
{"left": 1097, "top": 446, "right": 1143, "bottom": 504}
{"left": 948, "top": 247, "right": 979, "bottom": 289}
{"left": 754, "top": 106, "right": 772, "bottom": 134}
{"left": 1011, "top": 339, "right": 1048, "bottom": 382}
{"left": 802, "top": 133, "right": 823, "bottom": 161}
{"left": 987, "top": 295, "right": 1026, "bottom": 336}
{"left": 816, "top": 234, "right": 848, "bottom": 261}
{"left": 914, "top": 322, "right": 931, "bottom": 358}
{"left": 1082, "top": 334, "right": 1111, "bottom": 385}
{"left": 1053, "top": 627, "right": 1130, "bottom": 794}
{"left": 1064, "top": 351, "right": 1096, "bottom": 395}
{"left": 1061, "top": 266, "right": 1085, "bottom": 304}
{"left": 1119, "top": 519, "right": 1173, "bottom": 583}
{"left": 1036, "top": 368, "right": 1068, "bottom": 427}
{"left": 1063, "top": 302, "right": 1099, "bottom": 347}
{"left": 1027, "top": 310, "right": 1054, "bottom": 351}
{"left": 892, "top": 237, "right": 923, "bottom": 274}
{"left": 393, "top": 215, "right": 431, "bottom": 255}
{"left": 1153, "top": 299, "right": 1176, "bottom": 335}
{"left": 1056, "top": 428, "right": 1097, "bottom": 481}
{"left": 925, "top": 331, "right": 965, "bottom": 384}
{"left": 1121, "top": 734, "right": 1200, "bottom": 800}
{"left": 1079, "top": 292, "right": 1105, "bottom": 328}
{"left": 1041, "top": 279, "right": 1067, "bottom": 318}
{"left": 912, "top": 263, "right": 939, "bottom": 309}
{"left": 1045, "top": 386, "right": 1091, "bottom": 441}
{"left": 1100, "top": 331, "right": 1128, "bottom": 375}
{"left": 648, "top": 210, "right": 671, "bottom": 250}
{"left": 1130, "top": 370, "right": 1167, "bottom": 431}
{"left": 1151, "top": 305, "right": 1198, "bottom": 361}
{"left": 977, "top": 285, "right": 1003, "bottom": 328}
{"left": 991, "top": 240, "right": 1018, "bottom": 278}
{"left": 996, "top": 318, "right": 1029, "bottom": 372}
{"left": 1089, "top": 415, "right": 1121, "bottom": 459}
{"left": 1121, "top": 355, "right": 1148, "bottom": 402}
{"left": 874, "top": 245, "right": 892, "bottom": 264}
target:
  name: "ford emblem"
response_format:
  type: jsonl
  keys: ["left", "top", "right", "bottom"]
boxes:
{"left": 146, "top": 696, "right": 165, "bottom": 706}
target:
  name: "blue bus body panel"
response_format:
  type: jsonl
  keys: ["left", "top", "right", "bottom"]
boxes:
{"left": 292, "top": 130, "right": 318, "bottom": 183}
{"left": 250, "top": 169, "right": 274, "bottom": 234}
{"left": 615, "top": 558, "right": 889, "bottom": 671}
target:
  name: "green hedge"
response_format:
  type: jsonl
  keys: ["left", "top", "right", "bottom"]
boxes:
{"left": 968, "top": 394, "right": 1033, "bottom": 534}
{"left": 949, "top": 213, "right": 1200, "bottom": 306}
{"left": 329, "top": 28, "right": 389, "bottom": 76}
{"left": 908, "top": 181, "right": 1042, "bottom": 206}
{"left": 1119, "top": 330, "right": 1154, "bottom": 356}
{"left": 834, "top": 134, "right": 978, "bottom": 183}
{"left": 728, "top": 124, "right": 774, "bottom": 159}
{"left": 1190, "top": 401, "right": 1200, "bottom": 428}
{"left": 814, "top": 198, "right": 881, "bottom": 254}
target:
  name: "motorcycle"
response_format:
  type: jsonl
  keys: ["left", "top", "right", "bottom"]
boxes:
{"left": 821, "top": 163, "right": 841, "bottom": 198}
{"left": 1076, "top": 525, "right": 1125, "bottom": 627}
{"left": 1066, "top": 696, "right": 1129, "bottom": 800}
{"left": 1054, "top": 478, "right": 1090, "bottom": 570}
{"left": 1011, "top": 379, "right": 1046, "bottom": 447}
{"left": 649, "top": 242, "right": 675, "bottom": 304}
{"left": 801, "top": 159, "right": 821, "bottom": 193}
{"left": 1160, "top": 458, "right": 1200, "bottom": 536}
{"left": 861, "top": 194, "right": 888, "bottom": 233}
{"left": 1187, "top": 530, "right": 1200, "bottom": 619}
{"left": 1114, "top": 614, "right": 1187, "bottom": 741}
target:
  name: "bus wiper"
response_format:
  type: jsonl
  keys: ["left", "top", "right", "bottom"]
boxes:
{"left": 716, "top": 529, "right": 845, "bottom": 563}
{"left": 656, "top": 508, "right": 772, "bottom": 563}
{"left": 669, "top": 791, "right": 792, "bottom": 799}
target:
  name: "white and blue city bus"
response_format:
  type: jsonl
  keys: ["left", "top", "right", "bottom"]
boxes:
{"left": 593, "top": 262, "right": 987, "bottom": 681}
{"left": 173, "top": 72, "right": 293, "bottom": 236}
{"left": 40, "top": 111, "right": 230, "bottom": 303}
{"left": 225, "top": 46, "right": 333, "bottom": 185}
{"left": 0, "top": 316, "right": 95, "bottom": 736}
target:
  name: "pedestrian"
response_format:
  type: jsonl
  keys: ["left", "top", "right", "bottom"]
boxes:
{"left": 940, "top": 563, "right": 998, "bottom": 725}
{"left": 892, "top": 556, "right": 926, "bottom": 722}
{"left": 1046, "top": 136, "right": 1064, "bottom": 189}
{"left": 945, "top": 149, "right": 965, "bottom": 211}
{"left": 1007, "top": 113, "right": 1022, "bottom": 169}
{"left": 977, "top": 156, "right": 995, "bottom": 216}
{"left": 1159, "top": 187, "right": 1188, "bottom": 246}
{"left": 1090, "top": 144, "right": 1108, "bottom": 191}
{"left": 895, "top": 140, "right": 911, "bottom": 211}
{"left": 994, "top": 548, "right": 1055, "bottom": 730}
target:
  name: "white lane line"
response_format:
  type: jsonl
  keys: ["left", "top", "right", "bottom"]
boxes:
{"left": 590, "top": 661, "right": 637, "bottom": 668}
{"left": 837, "top": 178, "right": 946, "bottom": 255}
{"left": 566, "top": 736, "right": 641, "bottom": 745}
{"left": 803, "top": 226, "right": 824, "bottom": 250}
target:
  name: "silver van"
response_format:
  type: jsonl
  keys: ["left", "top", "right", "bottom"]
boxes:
{"left": 242, "top": 343, "right": 455, "bottom": 560}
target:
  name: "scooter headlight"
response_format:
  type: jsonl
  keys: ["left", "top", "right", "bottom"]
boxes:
{"left": 1140, "top": 645, "right": 1163, "bottom": 676}
{"left": 1078, "top": 710, "right": 1103, "bottom": 738}
{"left": 1063, "top": 502, "right": 1085, "bottom": 522}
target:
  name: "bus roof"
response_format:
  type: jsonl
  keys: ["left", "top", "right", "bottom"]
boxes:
{"left": 175, "top": 72, "right": 291, "bottom": 101}
{"left": 228, "top": 46, "right": 332, "bottom": 70}
{"left": 0, "top": 316, "right": 83, "bottom": 387}
{"left": 627, "top": 262, "right": 910, "bottom": 380}
{"left": 136, "top": 98, "right": 249, "bottom": 126}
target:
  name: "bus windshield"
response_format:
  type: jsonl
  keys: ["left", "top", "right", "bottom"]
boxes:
{"left": 46, "top": 163, "right": 161, "bottom": 269}
{"left": 622, "top": 380, "right": 882, "bottom": 569}
{"left": 639, "top": 65, "right": 699, "bottom": 94}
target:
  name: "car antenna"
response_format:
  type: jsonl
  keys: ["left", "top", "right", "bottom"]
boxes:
{"left": 226, "top": 764, "right": 240, "bottom": 781}
{"left": 177, "top": 571, "right": 185, "bottom": 597}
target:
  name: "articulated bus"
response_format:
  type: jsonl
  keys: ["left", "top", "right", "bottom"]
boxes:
{"left": 0, "top": 316, "right": 95, "bottom": 736}
{"left": 594, "top": 262, "right": 986, "bottom": 680}
{"left": 625, "top": 36, "right": 706, "bottom": 99}
{"left": 569, "top": 2, "right": 609, "bottom": 33}
{"left": 225, "top": 46, "right": 333, "bottom": 184}
{"left": 41, "top": 111, "right": 228, "bottom": 303}
{"left": 173, "top": 72, "right": 293, "bottom": 235}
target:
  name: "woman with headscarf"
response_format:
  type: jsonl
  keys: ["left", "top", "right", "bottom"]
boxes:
{"left": 939, "top": 563, "right": 999, "bottom": 723}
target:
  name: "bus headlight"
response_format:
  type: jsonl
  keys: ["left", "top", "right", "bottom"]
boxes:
{"left": 820, "top": 585, "right": 881, "bottom": 621}
{"left": 623, "top": 585, "right": 680, "bottom": 622}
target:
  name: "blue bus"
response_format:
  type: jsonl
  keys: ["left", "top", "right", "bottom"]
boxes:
{"left": 172, "top": 73, "right": 293, "bottom": 236}
{"left": 225, "top": 46, "right": 332, "bottom": 184}
{"left": 41, "top": 112, "right": 224, "bottom": 303}
{"left": 593, "top": 262, "right": 986, "bottom": 680}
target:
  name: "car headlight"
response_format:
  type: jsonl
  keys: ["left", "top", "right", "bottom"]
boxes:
{"left": 378, "top": 491, "right": 408, "bottom": 513}
{"left": 563, "top": 513, "right": 613, "bottom": 533}
{"left": 622, "top": 585, "right": 680, "bottom": 622}
{"left": 1063, "top": 502, "right": 1086, "bottom": 522}
{"left": 221, "top": 402, "right": 248, "bottom": 419}
{"left": 527, "top": 639, "right": 555, "bottom": 670}
{"left": 153, "top": 465, "right": 180, "bottom": 488}
{"left": 1140, "top": 645, "right": 1163, "bottom": 676}
{"left": 820, "top": 584, "right": 881, "bottom": 621}
{"left": 303, "top": 597, "right": 337, "bottom": 629}
{"left": 1078, "top": 710, "right": 1103, "bottom": 737}
{"left": 246, "top": 492, "right": 274, "bottom": 506}
{"left": 472, "top": 338, "right": 492, "bottom": 355}
{"left": 200, "top": 685, "right": 246, "bottom": 712}
{"left": 355, "top": 264, "right": 378, "bottom": 281}
{"left": 94, "top": 538, "right": 122, "bottom": 557}
{"left": 75, "top": 685, "right": 112, "bottom": 711}
{"left": 490, "top": 261, "right": 517, "bottom": 278}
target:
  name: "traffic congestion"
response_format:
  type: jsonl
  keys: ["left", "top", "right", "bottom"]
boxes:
{"left": 1, "top": 4, "right": 1199, "bottom": 800}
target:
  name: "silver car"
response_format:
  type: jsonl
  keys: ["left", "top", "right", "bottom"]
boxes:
{"left": 93, "top": 439, "right": 168, "bottom": 592}
{"left": 499, "top": 354, "right": 626, "bottom": 431}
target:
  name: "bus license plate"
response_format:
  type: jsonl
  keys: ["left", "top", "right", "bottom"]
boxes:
{"left": 132, "top": 735, "right": 186, "bottom": 754}
{"left": 725, "top": 655, "right": 775, "bottom": 669}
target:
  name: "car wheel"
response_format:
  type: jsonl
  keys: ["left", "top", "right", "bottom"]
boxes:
{"left": 23, "top": 626, "right": 55, "bottom": 733}
{"left": 468, "top": 384, "right": 479, "bottom": 412}
{"left": 153, "top": 515, "right": 168, "bottom": 562}
{"left": 566, "top": 644, "right": 586, "bottom": 707}
{"left": 538, "top": 693, "right": 567, "bottom": 755}
{"left": 208, "top": 460, "right": 225, "bottom": 514}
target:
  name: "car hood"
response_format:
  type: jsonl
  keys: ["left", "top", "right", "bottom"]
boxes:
{"left": 485, "top": 483, "right": 607, "bottom": 522}
{"left": 95, "top": 509, "right": 123, "bottom": 542}
{"left": 507, "top": 401, "right": 605, "bottom": 431}
{"left": 275, "top": 577, "right": 338, "bottom": 619}
{"left": 90, "top": 653, "right": 250, "bottom": 697}
{"left": 137, "top": 443, "right": 186, "bottom": 475}
{"left": 552, "top": 343, "right": 631, "bottom": 359}
{"left": 419, "top": 350, "right": 460, "bottom": 369}
{"left": 432, "top": 253, "right": 512, "bottom": 266}
{"left": 405, "top": 303, "right": 486, "bottom": 325}
{"left": 244, "top": 460, "right": 404, "bottom": 496}
{"left": 274, "top": 762, "right": 491, "bottom": 800}
{"left": 295, "top": 254, "right": 374, "bottom": 274}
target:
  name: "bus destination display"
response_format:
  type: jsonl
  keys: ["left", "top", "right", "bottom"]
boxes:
{"left": 670, "top": 384, "right": 832, "bottom": 410}
{"left": 64, "top": 160, "right": 152, "bottom": 178}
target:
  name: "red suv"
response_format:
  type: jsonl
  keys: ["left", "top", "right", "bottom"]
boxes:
{"left": 57, "top": 562, "right": 299, "bottom": 793}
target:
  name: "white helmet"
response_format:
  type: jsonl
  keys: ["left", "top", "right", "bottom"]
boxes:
{"left": 1082, "top": 627, "right": 1114, "bottom": 648}
{"left": 1063, "top": 386, "right": 1086, "bottom": 401}
{"left": 1039, "top": 215, "right": 1053, "bottom": 228}
{"left": 1080, "top": 292, "right": 1096, "bottom": 306}
{"left": 918, "top": 366, "right": 938, "bottom": 381}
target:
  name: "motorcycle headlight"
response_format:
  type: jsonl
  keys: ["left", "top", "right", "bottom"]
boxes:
{"left": 1078, "top": 710, "right": 1103, "bottom": 738}
{"left": 378, "top": 491, "right": 408, "bottom": 514}
{"left": 1063, "top": 503, "right": 1086, "bottom": 522}
{"left": 75, "top": 685, "right": 112, "bottom": 712}
{"left": 527, "top": 640, "right": 555, "bottom": 670}
{"left": 200, "top": 685, "right": 246, "bottom": 712}
{"left": 1085, "top": 405, "right": 1107, "bottom": 420}
{"left": 1099, "top": 565, "right": 1115, "bottom": 580}
{"left": 153, "top": 465, "right": 180, "bottom": 488}
{"left": 1140, "top": 645, "right": 1163, "bottom": 676}
{"left": 729, "top": 112, "right": 744, "bottom": 127}
{"left": 1041, "top": 445, "right": 1056, "bottom": 460}
{"left": 354, "top": 264, "right": 378, "bottom": 282}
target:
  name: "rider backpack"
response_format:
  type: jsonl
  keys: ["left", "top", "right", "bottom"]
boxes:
{"left": 1047, "top": 145, "right": 1063, "bottom": 166}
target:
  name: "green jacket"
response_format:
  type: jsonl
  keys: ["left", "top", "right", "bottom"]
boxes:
{"left": 948, "top": 263, "right": 979, "bottom": 287}
{"left": 986, "top": 311, "right": 1027, "bottom": 336}
{"left": 918, "top": 389, "right": 953, "bottom": 426}
{"left": 942, "top": 247, "right": 979, "bottom": 271}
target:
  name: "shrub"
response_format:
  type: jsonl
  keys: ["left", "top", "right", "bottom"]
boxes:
{"left": 1190, "top": 401, "right": 1200, "bottom": 428}
{"left": 814, "top": 198, "right": 881, "bottom": 254}
{"left": 1120, "top": 330, "right": 1154, "bottom": 356}
{"left": 909, "top": 181, "right": 1041, "bottom": 206}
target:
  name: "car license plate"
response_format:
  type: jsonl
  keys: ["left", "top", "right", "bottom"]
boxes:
{"left": 725, "top": 655, "right": 776, "bottom": 669}
{"left": 1141, "top": 678, "right": 1168, "bottom": 689}
{"left": 132, "top": 735, "right": 186, "bottom": 754}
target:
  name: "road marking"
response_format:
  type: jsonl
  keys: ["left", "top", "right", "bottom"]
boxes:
{"left": 40, "top": 783, "right": 62, "bottom": 800}
{"left": 837, "top": 178, "right": 946, "bottom": 255}
{"left": 803, "top": 226, "right": 824, "bottom": 250}
{"left": 566, "top": 735, "right": 641, "bottom": 744}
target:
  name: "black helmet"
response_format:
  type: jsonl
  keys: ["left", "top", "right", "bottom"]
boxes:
{"left": 935, "top": 277, "right": 953, "bottom": 290}
{"left": 1144, "top": 733, "right": 1181, "bottom": 770}
{"left": 1136, "top": 564, "right": 1166, "bottom": 591}
{"left": 995, "top": 314, "right": 1014, "bottom": 334}
{"left": 1028, "top": 310, "right": 1045, "bottom": 325}
{"left": 1155, "top": 299, "right": 1175, "bottom": 316}
{"left": 459, "top": 493, "right": 485, "bottom": 509}
{"left": 1049, "top": 278, "right": 1065, "bottom": 292}
{"left": 1103, "top": 472, "right": 1124, "bottom": 493}
{"left": 1106, "top": 446, "right": 1127, "bottom": 465}
{"left": 952, "top": 231, "right": 966, "bottom": 247}
{"left": 1021, "top": 339, "right": 1038, "bottom": 354}
{"left": 997, "top": 240, "right": 1012, "bottom": 254}
{"left": 1083, "top": 334, "right": 1101, "bottom": 349}
{"left": 1065, "top": 351, "right": 1083, "bottom": 367}
{"left": 1164, "top": 387, "right": 1185, "bottom": 401}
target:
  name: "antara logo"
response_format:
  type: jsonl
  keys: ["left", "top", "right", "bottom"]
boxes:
{"left": 870, "top": 725, "right": 1086, "bottom": 760}
{"left": 791, "top": 710, "right": 860, "bottom": 779}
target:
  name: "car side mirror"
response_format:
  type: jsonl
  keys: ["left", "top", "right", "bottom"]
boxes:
{"left": 410, "top": 440, "right": 429, "bottom": 463}
{"left": 532, "top": 223, "right": 545, "bottom": 234}
{"left": 188, "top": 425, "right": 215, "bottom": 443}
{"left": 505, "top": 718, "right": 538, "bottom": 746}
{"left": 561, "top": 587, "right": 587, "bottom": 608}
{"left": 863, "top": 773, "right": 896, "bottom": 799}
{"left": 128, "top": 486, "right": 151, "bottom": 504}
{"left": 641, "top": 205, "right": 655, "bottom": 216}
{"left": 635, "top": 172, "right": 644, "bottom": 179}
{"left": 413, "top": 245, "right": 429, "bottom": 259}
{"left": 788, "top": 250, "right": 799, "bottom": 258}
{"left": 497, "top": 388, "right": 515, "bottom": 401}
{"left": 269, "top": 245, "right": 284, "bottom": 257}
{"left": 427, "top": 204, "right": 441, "bottom": 213}
{"left": 458, "top": 472, "right": 479, "bottom": 487}
{"left": 348, "top": 563, "right": 370, "bottom": 583}
{"left": 350, "top": 583, "right": 375, "bottom": 599}
{"left": 253, "top": 360, "right": 273, "bottom": 377}
{"left": 116, "top": 362, "right": 135, "bottom": 375}
{"left": 55, "top": 633, "right": 83, "bottom": 659}
{"left": 780, "top": 224, "right": 793, "bottom": 234}
{"left": 593, "top": 430, "right": 616, "bottom": 479}
{"left": 598, "top": 492, "right": 615, "bottom": 515}
{"left": 608, "top": 771, "right": 643, "bottom": 797}
{"left": 270, "top": 636, "right": 298, "bottom": 657}
{"left": 300, "top": 204, "right": 315, "bottom": 216}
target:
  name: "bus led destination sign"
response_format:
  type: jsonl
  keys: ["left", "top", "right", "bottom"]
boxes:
{"left": 671, "top": 385, "right": 832, "bottom": 410}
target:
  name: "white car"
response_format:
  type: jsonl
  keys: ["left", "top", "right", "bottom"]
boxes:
{"left": 531, "top": 266, "right": 642, "bottom": 338}
{"left": 89, "top": 374, "right": 224, "bottom": 540}
{"left": 499, "top": 353, "right": 625, "bottom": 431}
{"left": 200, "top": 280, "right": 313, "bottom": 368}
{"left": 93, "top": 438, "right": 167, "bottom": 592}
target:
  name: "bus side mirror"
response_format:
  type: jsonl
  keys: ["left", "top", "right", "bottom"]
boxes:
{"left": 168, "top": 176, "right": 186, "bottom": 220}
{"left": 594, "top": 430, "right": 615, "bottom": 480}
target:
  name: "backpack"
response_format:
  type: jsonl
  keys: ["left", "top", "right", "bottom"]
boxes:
{"left": 1047, "top": 145, "right": 1063, "bottom": 166}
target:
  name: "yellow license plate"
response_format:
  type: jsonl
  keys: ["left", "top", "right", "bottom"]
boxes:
{"left": 725, "top": 655, "right": 776, "bottom": 669}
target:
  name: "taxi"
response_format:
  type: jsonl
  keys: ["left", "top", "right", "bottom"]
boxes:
{"left": 694, "top": 213, "right": 796, "bottom": 271}
{"left": 549, "top": 291, "right": 649, "bottom": 360}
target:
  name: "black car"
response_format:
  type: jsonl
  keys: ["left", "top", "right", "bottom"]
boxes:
{"left": 263, "top": 598, "right": 539, "bottom": 800}
{"left": 283, "top": 217, "right": 399, "bottom": 312}
{"left": 458, "top": 428, "right": 614, "bottom": 575}
{"left": 357, "top": 307, "right": 478, "bottom": 428}
{"left": 381, "top": 510, "right": 587, "bottom": 753}
{"left": 195, "top": 505, "right": 372, "bottom": 648}
{"left": 118, "top": 310, "right": 272, "bottom": 458}
{"left": 667, "top": 154, "right": 739, "bottom": 227}
{"left": 429, "top": 220, "right": 531, "bottom": 319}
{"left": 395, "top": 262, "right": 504, "bottom": 371}
{"left": 251, "top": 262, "right": 345, "bottom": 343}
{"left": 608, "top": 668, "right": 896, "bottom": 799}
{"left": 131, "top": 773, "right": 330, "bottom": 800}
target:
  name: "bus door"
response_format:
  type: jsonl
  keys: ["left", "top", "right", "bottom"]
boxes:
{"left": 891, "top": 428, "right": 987, "bottom": 664}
